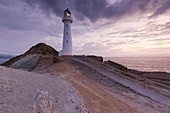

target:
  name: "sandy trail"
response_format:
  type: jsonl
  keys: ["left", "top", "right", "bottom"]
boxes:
{"left": 43, "top": 59, "right": 170, "bottom": 113}
{"left": 43, "top": 61, "right": 139, "bottom": 113}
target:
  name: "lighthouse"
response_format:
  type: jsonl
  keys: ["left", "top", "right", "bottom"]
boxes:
{"left": 60, "top": 8, "right": 73, "bottom": 56}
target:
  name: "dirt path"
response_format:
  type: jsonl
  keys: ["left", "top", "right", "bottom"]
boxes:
{"left": 43, "top": 59, "right": 170, "bottom": 113}
{"left": 44, "top": 61, "right": 139, "bottom": 113}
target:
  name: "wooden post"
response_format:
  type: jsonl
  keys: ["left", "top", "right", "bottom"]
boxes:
{"left": 144, "top": 78, "right": 147, "bottom": 88}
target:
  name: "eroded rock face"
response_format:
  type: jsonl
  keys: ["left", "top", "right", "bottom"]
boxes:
{"left": 33, "top": 90, "right": 54, "bottom": 113}
{"left": 2, "top": 43, "right": 59, "bottom": 67}
{"left": 10, "top": 55, "right": 39, "bottom": 71}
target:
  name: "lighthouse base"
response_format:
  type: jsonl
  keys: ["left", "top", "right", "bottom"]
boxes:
{"left": 59, "top": 50, "right": 73, "bottom": 56}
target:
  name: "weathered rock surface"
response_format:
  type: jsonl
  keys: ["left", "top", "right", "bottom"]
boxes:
{"left": 0, "top": 66, "right": 87, "bottom": 113}
{"left": 33, "top": 90, "right": 54, "bottom": 113}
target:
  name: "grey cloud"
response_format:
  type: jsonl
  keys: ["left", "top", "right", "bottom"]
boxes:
{"left": 0, "top": 0, "right": 47, "bottom": 31}
{"left": 24, "top": 0, "right": 170, "bottom": 22}
{"left": 150, "top": 0, "right": 170, "bottom": 18}
{"left": 165, "top": 22, "right": 170, "bottom": 29}
{"left": 105, "top": 31, "right": 120, "bottom": 36}
{"left": 102, "top": 40, "right": 112, "bottom": 43}
{"left": 46, "top": 31, "right": 62, "bottom": 38}
{"left": 103, "top": 20, "right": 170, "bottom": 40}
{"left": 0, "top": 0, "right": 64, "bottom": 36}
{"left": 25, "top": 0, "right": 68, "bottom": 17}
{"left": 147, "top": 22, "right": 170, "bottom": 33}
{"left": 106, "top": 41, "right": 126, "bottom": 46}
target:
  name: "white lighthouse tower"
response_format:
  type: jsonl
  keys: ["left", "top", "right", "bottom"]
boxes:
{"left": 60, "top": 8, "right": 73, "bottom": 56}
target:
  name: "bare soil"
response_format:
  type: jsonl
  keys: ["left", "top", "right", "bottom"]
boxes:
{"left": 36, "top": 59, "right": 170, "bottom": 113}
{"left": 42, "top": 60, "right": 138, "bottom": 113}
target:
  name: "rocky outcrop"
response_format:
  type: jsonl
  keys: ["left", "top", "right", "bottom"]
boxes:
{"left": 86, "top": 55, "right": 103, "bottom": 62}
{"left": 33, "top": 90, "right": 54, "bottom": 113}
{"left": 2, "top": 43, "right": 60, "bottom": 69}
{"left": 74, "top": 55, "right": 103, "bottom": 62}
{"left": 104, "top": 60, "right": 128, "bottom": 71}
{"left": 11, "top": 55, "right": 39, "bottom": 71}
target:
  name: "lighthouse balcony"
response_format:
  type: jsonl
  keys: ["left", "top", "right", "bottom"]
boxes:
{"left": 62, "top": 17, "right": 73, "bottom": 23}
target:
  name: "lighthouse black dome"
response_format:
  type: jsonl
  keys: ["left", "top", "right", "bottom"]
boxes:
{"left": 64, "top": 8, "right": 71, "bottom": 14}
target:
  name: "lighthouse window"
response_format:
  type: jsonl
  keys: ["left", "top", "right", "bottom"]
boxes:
{"left": 66, "top": 40, "right": 68, "bottom": 43}
{"left": 66, "top": 32, "right": 68, "bottom": 35}
{"left": 67, "top": 25, "right": 68, "bottom": 27}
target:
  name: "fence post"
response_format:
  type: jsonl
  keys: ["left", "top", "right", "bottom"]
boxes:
{"left": 144, "top": 77, "right": 147, "bottom": 88}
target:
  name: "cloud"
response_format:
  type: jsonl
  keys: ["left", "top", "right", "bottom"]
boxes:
{"left": 164, "top": 22, "right": 170, "bottom": 29}
{"left": 0, "top": 0, "right": 48, "bottom": 31}
{"left": 24, "top": 0, "right": 170, "bottom": 22}
{"left": 106, "top": 41, "right": 126, "bottom": 46}
{"left": 0, "top": 0, "right": 64, "bottom": 54}
{"left": 150, "top": 0, "right": 170, "bottom": 18}
{"left": 75, "top": 42, "right": 114, "bottom": 56}
{"left": 25, "top": 0, "right": 67, "bottom": 17}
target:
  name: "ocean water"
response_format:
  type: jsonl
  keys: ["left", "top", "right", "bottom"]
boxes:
{"left": 104, "top": 57, "right": 170, "bottom": 73}
{"left": 0, "top": 59, "right": 9, "bottom": 64}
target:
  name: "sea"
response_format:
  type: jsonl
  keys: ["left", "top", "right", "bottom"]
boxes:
{"left": 0, "top": 59, "right": 9, "bottom": 65}
{"left": 104, "top": 57, "right": 170, "bottom": 73}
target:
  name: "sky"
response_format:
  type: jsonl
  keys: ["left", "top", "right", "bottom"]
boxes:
{"left": 0, "top": 0, "right": 170, "bottom": 57}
